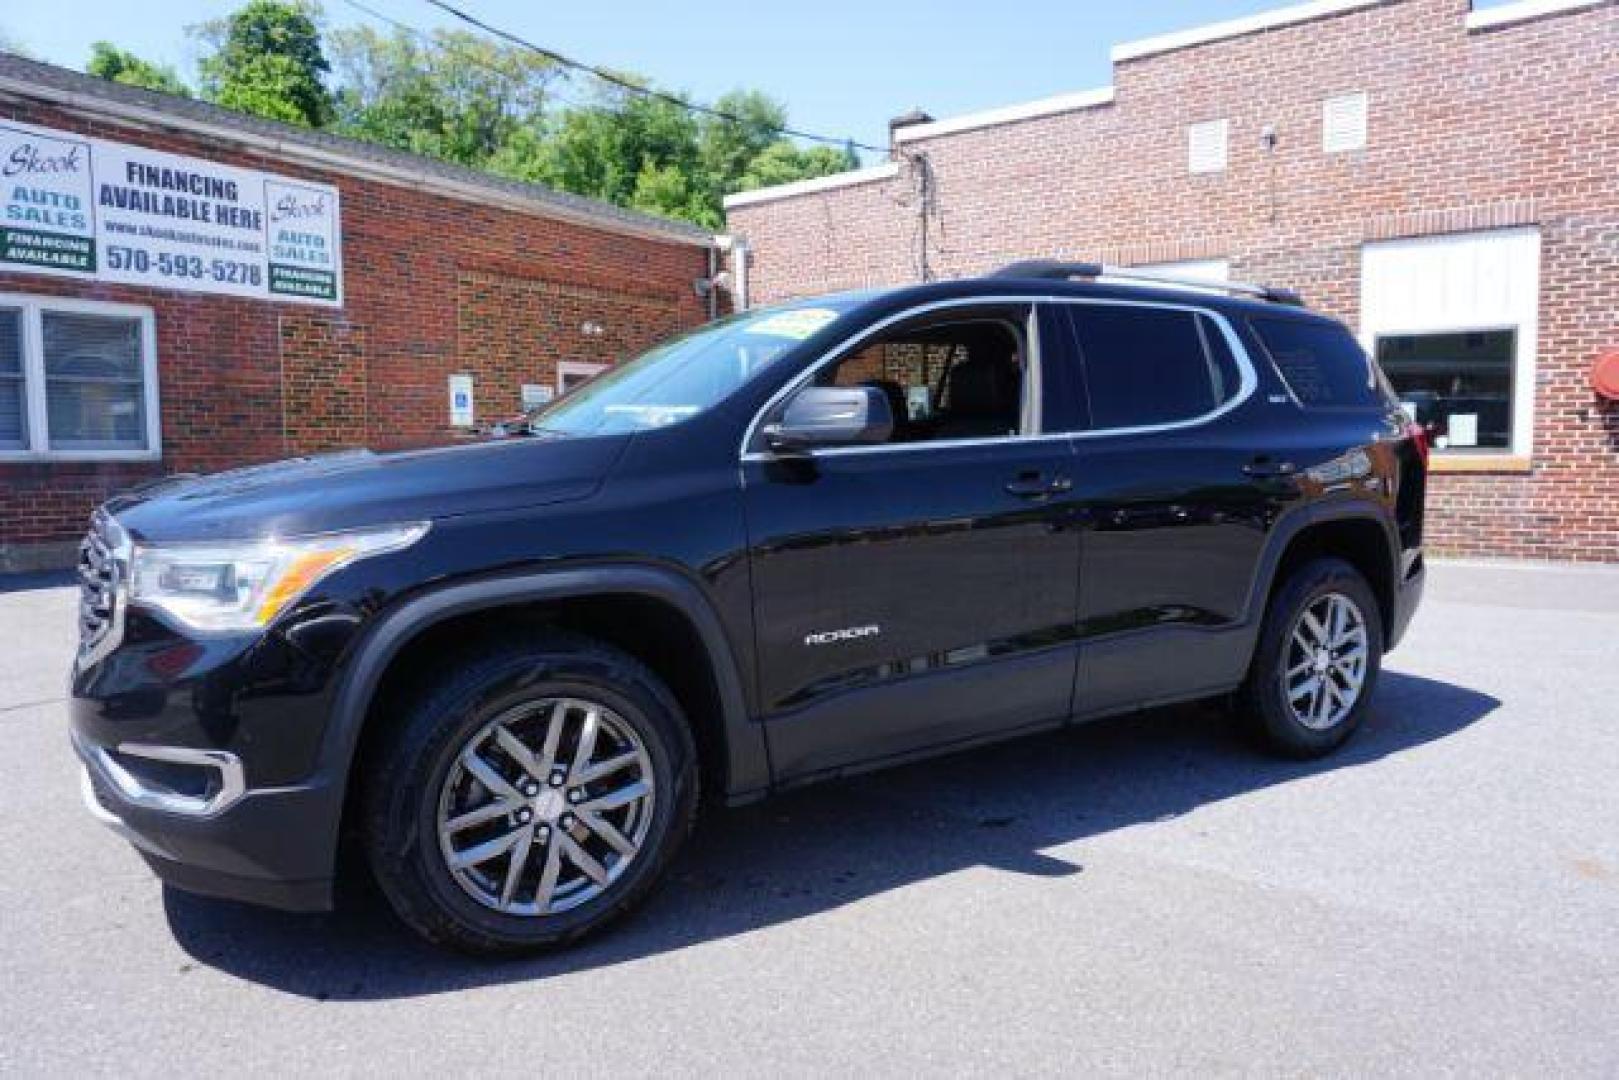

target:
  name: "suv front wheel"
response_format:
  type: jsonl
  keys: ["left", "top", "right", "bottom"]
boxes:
{"left": 1239, "top": 557, "right": 1384, "bottom": 758}
{"left": 362, "top": 632, "right": 699, "bottom": 955}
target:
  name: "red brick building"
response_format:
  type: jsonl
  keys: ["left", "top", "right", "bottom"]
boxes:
{"left": 0, "top": 53, "right": 719, "bottom": 571}
{"left": 725, "top": 0, "right": 1619, "bottom": 561}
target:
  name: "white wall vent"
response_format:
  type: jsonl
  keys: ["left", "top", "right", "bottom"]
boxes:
{"left": 1187, "top": 119, "right": 1229, "bottom": 174}
{"left": 1323, "top": 92, "right": 1368, "bottom": 153}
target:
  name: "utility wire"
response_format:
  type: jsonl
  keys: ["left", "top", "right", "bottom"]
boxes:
{"left": 337, "top": 0, "right": 598, "bottom": 113}
{"left": 345, "top": 0, "right": 937, "bottom": 278}
{"left": 420, "top": 0, "right": 890, "bottom": 155}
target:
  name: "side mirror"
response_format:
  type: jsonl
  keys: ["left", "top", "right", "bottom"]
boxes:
{"left": 765, "top": 386, "right": 894, "bottom": 453}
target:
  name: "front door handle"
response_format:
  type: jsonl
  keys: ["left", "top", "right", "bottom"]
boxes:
{"left": 1242, "top": 457, "right": 1297, "bottom": 479}
{"left": 1005, "top": 472, "right": 1073, "bottom": 499}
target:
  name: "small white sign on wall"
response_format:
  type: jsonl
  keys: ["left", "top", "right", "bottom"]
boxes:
{"left": 448, "top": 374, "right": 475, "bottom": 427}
{"left": 521, "top": 383, "right": 554, "bottom": 410}
{"left": 1448, "top": 413, "right": 1479, "bottom": 448}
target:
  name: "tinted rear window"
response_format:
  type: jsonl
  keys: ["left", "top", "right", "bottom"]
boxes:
{"left": 1069, "top": 306, "right": 1241, "bottom": 429}
{"left": 1249, "top": 317, "right": 1381, "bottom": 407}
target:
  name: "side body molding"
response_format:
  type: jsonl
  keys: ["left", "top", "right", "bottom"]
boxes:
{"left": 308, "top": 565, "right": 768, "bottom": 877}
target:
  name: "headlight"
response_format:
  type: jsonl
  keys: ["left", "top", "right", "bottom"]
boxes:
{"left": 128, "top": 522, "right": 428, "bottom": 632}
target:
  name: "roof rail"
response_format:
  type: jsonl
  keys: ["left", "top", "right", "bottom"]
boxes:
{"left": 989, "top": 259, "right": 1305, "bottom": 307}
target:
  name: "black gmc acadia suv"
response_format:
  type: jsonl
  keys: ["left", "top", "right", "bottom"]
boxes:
{"left": 71, "top": 261, "right": 1427, "bottom": 954}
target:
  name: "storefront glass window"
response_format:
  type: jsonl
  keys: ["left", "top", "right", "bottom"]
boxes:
{"left": 0, "top": 308, "right": 23, "bottom": 449}
{"left": 1376, "top": 329, "right": 1515, "bottom": 452}
{"left": 43, "top": 312, "right": 147, "bottom": 451}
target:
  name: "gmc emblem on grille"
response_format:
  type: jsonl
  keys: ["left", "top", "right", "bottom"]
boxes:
{"left": 803, "top": 624, "right": 881, "bottom": 647}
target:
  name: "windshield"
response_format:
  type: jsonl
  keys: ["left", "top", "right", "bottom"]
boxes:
{"left": 527, "top": 300, "right": 862, "bottom": 436}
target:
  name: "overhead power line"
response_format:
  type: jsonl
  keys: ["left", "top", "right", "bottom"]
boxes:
{"left": 337, "top": 0, "right": 599, "bottom": 112}
{"left": 419, "top": 0, "right": 890, "bottom": 155}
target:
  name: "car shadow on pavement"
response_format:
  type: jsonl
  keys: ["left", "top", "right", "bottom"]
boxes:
{"left": 163, "top": 669, "right": 1497, "bottom": 999}
{"left": 0, "top": 570, "right": 75, "bottom": 595}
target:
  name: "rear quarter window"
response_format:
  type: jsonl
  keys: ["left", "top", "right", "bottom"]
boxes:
{"left": 1249, "top": 316, "right": 1383, "bottom": 408}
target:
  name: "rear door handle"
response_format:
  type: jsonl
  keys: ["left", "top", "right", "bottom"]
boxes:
{"left": 1243, "top": 457, "right": 1297, "bottom": 479}
{"left": 1005, "top": 472, "right": 1073, "bottom": 498}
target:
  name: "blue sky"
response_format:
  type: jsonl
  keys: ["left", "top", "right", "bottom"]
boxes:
{"left": 1, "top": 1, "right": 1506, "bottom": 154}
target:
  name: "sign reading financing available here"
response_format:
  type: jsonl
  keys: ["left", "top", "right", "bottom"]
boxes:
{"left": 1, "top": 118, "right": 342, "bottom": 306}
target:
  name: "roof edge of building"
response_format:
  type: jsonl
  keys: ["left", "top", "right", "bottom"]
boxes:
{"left": 723, "top": 162, "right": 902, "bottom": 210}
{"left": 1111, "top": 0, "right": 1391, "bottom": 63}
{"left": 891, "top": 87, "right": 1116, "bottom": 144}
{"left": 1462, "top": 0, "right": 1610, "bottom": 30}
{"left": 0, "top": 54, "right": 715, "bottom": 250}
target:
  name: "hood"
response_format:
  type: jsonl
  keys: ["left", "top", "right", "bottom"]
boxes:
{"left": 106, "top": 434, "right": 631, "bottom": 543}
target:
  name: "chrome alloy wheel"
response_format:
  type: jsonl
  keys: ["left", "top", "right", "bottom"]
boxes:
{"left": 436, "top": 697, "right": 655, "bottom": 916}
{"left": 1282, "top": 592, "right": 1369, "bottom": 731}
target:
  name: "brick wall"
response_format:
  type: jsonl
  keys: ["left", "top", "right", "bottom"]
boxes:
{"left": 0, "top": 98, "right": 712, "bottom": 562}
{"left": 727, "top": 0, "right": 1619, "bottom": 562}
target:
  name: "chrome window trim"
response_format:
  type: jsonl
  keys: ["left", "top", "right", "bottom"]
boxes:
{"left": 739, "top": 294, "right": 1260, "bottom": 462}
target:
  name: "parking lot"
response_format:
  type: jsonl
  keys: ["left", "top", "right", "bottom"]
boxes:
{"left": 1, "top": 559, "right": 1616, "bottom": 1075}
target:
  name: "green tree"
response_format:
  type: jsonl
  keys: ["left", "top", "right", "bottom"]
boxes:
{"left": 179, "top": 1, "right": 858, "bottom": 229}
{"left": 86, "top": 42, "right": 191, "bottom": 96}
{"left": 503, "top": 86, "right": 704, "bottom": 214}
{"left": 738, "top": 139, "right": 861, "bottom": 193}
{"left": 696, "top": 90, "right": 787, "bottom": 203}
{"left": 329, "top": 25, "right": 553, "bottom": 166}
{"left": 488, "top": 84, "right": 860, "bottom": 229}
{"left": 194, "top": 0, "right": 333, "bottom": 127}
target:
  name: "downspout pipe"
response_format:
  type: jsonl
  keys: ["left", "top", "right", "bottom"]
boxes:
{"left": 706, "top": 243, "right": 719, "bottom": 321}
{"left": 714, "top": 234, "right": 750, "bottom": 312}
{"left": 732, "top": 237, "right": 750, "bottom": 312}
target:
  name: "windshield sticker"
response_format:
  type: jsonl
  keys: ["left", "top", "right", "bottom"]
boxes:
{"left": 748, "top": 308, "right": 840, "bottom": 341}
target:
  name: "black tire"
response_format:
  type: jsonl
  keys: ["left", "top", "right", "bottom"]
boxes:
{"left": 362, "top": 630, "right": 698, "bottom": 956}
{"left": 1238, "top": 557, "right": 1384, "bottom": 759}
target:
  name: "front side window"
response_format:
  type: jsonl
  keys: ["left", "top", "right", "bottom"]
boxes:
{"left": 0, "top": 297, "right": 157, "bottom": 459}
{"left": 1068, "top": 305, "right": 1242, "bottom": 430}
{"left": 529, "top": 299, "right": 861, "bottom": 437}
{"left": 813, "top": 313, "right": 1028, "bottom": 443}
{"left": 1376, "top": 330, "right": 1514, "bottom": 451}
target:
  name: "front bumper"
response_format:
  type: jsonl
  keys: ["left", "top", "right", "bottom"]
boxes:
{"left": 68, "top": 552, "right": 367, "bottom": 913}
{"left": 1387, "top": 552, "right": 1425, "bottom": 651}
{"left": 74, "top": 730, "right": 339, "bottom": 912}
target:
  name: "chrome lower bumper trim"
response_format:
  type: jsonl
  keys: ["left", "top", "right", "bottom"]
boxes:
{"left": 79, "top": 740, "right": 247, "bottom": 818}
{"left": 79, "top": 766, "right": 173, "bottom": 859}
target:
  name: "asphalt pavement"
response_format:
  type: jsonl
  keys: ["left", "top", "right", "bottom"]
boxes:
{"left": 1, "top": 559, "right": 1616, "bottom": 1076}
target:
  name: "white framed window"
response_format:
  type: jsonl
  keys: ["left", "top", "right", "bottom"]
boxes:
{"left": 1323, "top": 92, "right": 1369, "bottom": 153}
{"left": 0, "top": 295, "right": 160, "bottom": 461}
{"left": 557, "top": 360, "right": 607, "bottom": 396}
{"left": 1187, "top": 119, "right": 1229, "bottom": 174}
{"left": 1360, "top": 228, "right": 1541, "bottom": 457}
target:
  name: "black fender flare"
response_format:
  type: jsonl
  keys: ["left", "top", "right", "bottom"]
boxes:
{"left": 1241, "top": 500, "right": 1402, "bottom": 635}
{"left": 305, "top": 564, "right": 768, "bottom": 879}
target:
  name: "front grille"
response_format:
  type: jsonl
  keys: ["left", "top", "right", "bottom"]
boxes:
{"left": 78, "top": 513, "right": 119, "bottom": 653}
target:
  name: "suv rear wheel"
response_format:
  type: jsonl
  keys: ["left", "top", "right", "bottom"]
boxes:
{"left": 362, "top": 631, "right": 698, "bottom": 955}
{"left": 1239, "top": 557, "right": 1383, "bottom": 758}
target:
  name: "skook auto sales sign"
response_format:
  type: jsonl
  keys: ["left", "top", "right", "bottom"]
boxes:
{"left": 1, "top": 119, "right": 343, "bottom": 306}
